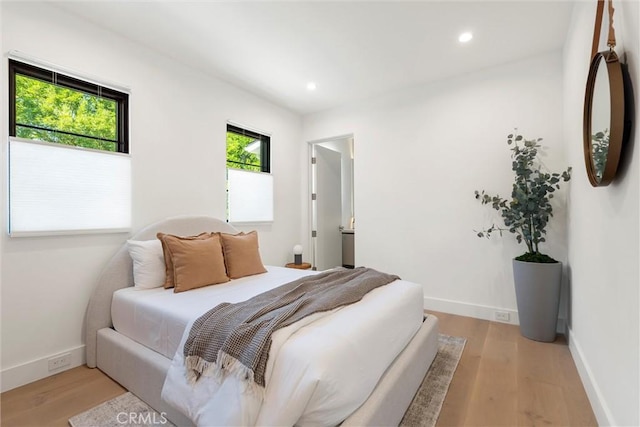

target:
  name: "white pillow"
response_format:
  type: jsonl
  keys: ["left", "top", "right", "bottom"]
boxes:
{"left": 127, "top": 239, "right": 166, "bottom": 289}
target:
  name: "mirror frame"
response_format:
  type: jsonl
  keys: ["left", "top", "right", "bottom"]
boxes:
{"left": 583, "top": 50, "right": 625, "bottom": 187}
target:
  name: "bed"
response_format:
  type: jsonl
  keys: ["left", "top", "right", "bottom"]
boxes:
{"left": 85, "top": 216, "right": 439, "bottom": 426}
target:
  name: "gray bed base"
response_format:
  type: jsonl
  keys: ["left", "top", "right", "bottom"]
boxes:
{"left": 85, "top": 216, "right": 439, "bottom": 426}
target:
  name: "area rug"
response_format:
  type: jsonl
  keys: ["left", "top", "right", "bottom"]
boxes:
{"left": 69, "top": 334, "right": 465, "bottom": 427}
{"left": 69, "top": 392, "right": 176, "bottom": 427}
{"left": 400, "top": 334, "right": 466, "bottom": 427}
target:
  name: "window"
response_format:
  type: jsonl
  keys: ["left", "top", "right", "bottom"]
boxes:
{"left": 226, "top": 124, "right": 270, "bottom": 173}
{"left": 9, "top": 59, "right": 129, "bottom": 153}
{"left": 226, "top": 123, "right": 273, "bottom": 223}
{"left": 7, "top": 58, "right": 131, "bottom": 236}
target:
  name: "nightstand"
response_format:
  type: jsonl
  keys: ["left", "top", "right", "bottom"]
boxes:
{"left": 285, "top": 262, "right": 312, "bottom": 270}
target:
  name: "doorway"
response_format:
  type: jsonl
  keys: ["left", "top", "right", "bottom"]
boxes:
{"left": 309, "top": 135, "right": 354, "bottom": 271}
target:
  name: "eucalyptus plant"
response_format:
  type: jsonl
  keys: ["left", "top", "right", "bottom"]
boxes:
{"left": 591, "top": 129, "right": 609, "bottom": 182}
{"left": 474, "top": 131, "right": 571, "bottom": 263}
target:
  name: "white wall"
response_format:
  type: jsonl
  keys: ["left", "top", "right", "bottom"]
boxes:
{"left": 303, "top": 52, "right": 568, "bottom": 325}
{"left": 563, "top": 1, "right": 639, "bottom": 425}
{"left": 0, "top": 2, "right": 302, "bottom": 391}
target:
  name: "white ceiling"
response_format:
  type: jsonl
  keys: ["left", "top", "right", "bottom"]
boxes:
{"left": 54, "top": 1, "right": 575, "bottom": 115}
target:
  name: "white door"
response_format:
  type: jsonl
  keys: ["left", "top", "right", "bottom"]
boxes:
{"left": 315, "top": 146, "right": 343, "bottom": 270}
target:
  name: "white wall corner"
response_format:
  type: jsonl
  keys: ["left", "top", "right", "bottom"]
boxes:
{"left": 0, "top": 345, "right": 85, "bottom": 393}
{"left": 567, "top": 327, "right": 616, "bottom": 426}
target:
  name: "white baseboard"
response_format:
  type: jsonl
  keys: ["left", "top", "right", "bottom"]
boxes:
{"left": 423, "top": 296, "right": 567, "bottom": 333}
{"left": 566, "top": 327, "right": 615, "bottom": 426}
{"left": 424, "top": 295, "right": 520, "bottom": 325}
{"left": 1, "top": 345, "right": 85, "bottom": 393}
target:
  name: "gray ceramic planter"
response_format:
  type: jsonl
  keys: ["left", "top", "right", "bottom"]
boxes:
{"left": 512, "top": 259, "right": 562, "bottom": 342}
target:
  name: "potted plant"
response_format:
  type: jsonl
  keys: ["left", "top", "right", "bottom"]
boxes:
{"left": 475, "top": 131, "right": 571, "bottom": 342}
{"left": 591, "top": 129, "right": 609, "bottom": 182}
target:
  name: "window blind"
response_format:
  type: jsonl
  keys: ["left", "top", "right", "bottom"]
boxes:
{"left": 8, "top": 138, "right": 131, "bottom": 236}
{"left": 227, "top": 168, "right": 273, "bottom": 223}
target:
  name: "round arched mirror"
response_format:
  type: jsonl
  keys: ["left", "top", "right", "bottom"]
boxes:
{"left": 583, "top": 50, "right": 627, "bottom": 186}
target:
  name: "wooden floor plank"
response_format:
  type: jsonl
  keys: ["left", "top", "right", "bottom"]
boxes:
{"left": 433, "top": 312, "right": 596, "bottom": 427}
{"left": 431, "top": 311, "right": 489, "bottom": 426}
{"left": 1, "top": 313, "right": 596, "bottom": 427}
{"left": 517, "top": 378, "right": 571, "bottom": 426}
{"left": 463, "top": 322, "right": 519, "bottom": 426}
{"left": 1, "top": 366, "right": 125, "bottom": 427}
{"left": 554, "top": 345, "right": 599, "bottom": 427}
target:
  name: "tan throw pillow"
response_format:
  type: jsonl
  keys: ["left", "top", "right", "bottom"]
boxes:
{"left": 220, "top": 231, "right": 267, "bottom": 279}
{"left": 157, "top": 232, "right": 214, "bottom": 289}
{"left": 160, "top": 233, "right": 229, "bottom": 293}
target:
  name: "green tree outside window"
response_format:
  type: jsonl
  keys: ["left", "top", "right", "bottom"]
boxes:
{"left": 15, "top": 74, "right": 118, "bottom": 151}
{"left": 226, "top": 131, "right": 261, "bottom": 172}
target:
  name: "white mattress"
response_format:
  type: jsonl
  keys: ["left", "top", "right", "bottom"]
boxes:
{"left": 112, "top": 266, "right": 320, "bottom": 359}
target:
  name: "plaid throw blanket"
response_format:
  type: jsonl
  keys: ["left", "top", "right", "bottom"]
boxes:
{"left": 183, "top": 267, "right": 399, "bottom": 392}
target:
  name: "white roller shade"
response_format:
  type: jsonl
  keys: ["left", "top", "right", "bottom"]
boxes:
{"left": 227, "top": 168, "right": 273, "bottom": 223}
{"left": 8, "top": 138, "right": 131, "bottom": 236}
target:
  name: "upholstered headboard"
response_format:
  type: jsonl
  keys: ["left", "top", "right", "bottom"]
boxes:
{"left": 84, "top": 216, "right": 238, "bottom": 368}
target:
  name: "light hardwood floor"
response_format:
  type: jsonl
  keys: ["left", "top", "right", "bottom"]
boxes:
{"left": 1, "top": 312, "right": 597, "bottom": 427}
{"left": 432, "top": 311, "right": 597, "bottom": 426}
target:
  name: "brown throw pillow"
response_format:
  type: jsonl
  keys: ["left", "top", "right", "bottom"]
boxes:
{"left": 157, "top": 232, "right": 214, "bottom": 289}
{"left": 220, "top": 231, "right": 267, "bottom": 279}
{"left": 159, "top": 233, "right": 229, "bottom": 293}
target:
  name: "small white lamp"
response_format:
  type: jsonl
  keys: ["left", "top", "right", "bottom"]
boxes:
{"left": 293, "top": 244, "right": 303, "bottom": 265}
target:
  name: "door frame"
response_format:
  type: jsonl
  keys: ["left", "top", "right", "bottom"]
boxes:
{"left": 307, "top": 134, "right": 354, "bottom": 270}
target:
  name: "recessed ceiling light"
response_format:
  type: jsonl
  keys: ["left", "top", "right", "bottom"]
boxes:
{"left": 458, "top": 32, "right": 473, "bottom": 43}
{"left": 306, "top": 82, "right": 317, "bottom": 91}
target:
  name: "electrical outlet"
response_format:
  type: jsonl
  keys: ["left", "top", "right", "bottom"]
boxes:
{"left": 48, "top": 353, "right": 71, "bottom": 371}
{"left": 495, "top": 311, "right": 510, "bottom": 322}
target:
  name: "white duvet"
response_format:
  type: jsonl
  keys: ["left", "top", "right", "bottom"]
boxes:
{"left": 160, "top": 267, "right": 423, "bottom": 427}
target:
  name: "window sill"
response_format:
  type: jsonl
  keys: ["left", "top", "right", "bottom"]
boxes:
{"left": 8, "top": 228, "right": 131, "bottom": 238}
